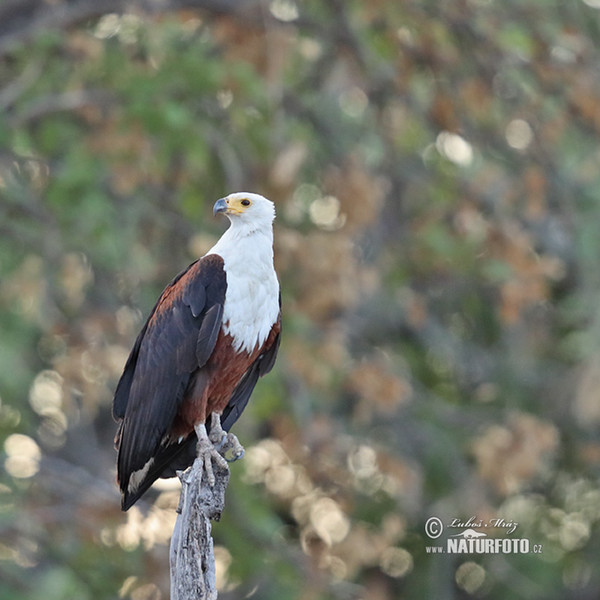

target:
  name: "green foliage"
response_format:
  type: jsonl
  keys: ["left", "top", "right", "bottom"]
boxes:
{"left": 2, "top": 1, "right": 600, "bottom": 599}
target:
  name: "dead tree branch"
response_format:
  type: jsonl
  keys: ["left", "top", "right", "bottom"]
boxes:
{"left": 170, "top": 456, "right": 230, "bottom": 600}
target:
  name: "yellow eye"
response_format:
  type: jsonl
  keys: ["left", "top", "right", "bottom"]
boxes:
{"left": 241, "top": 199, "right": 251, "bottom": 206}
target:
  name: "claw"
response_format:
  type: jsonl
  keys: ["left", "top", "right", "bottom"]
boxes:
{"left": 208, "top": 414, "right": 228, "bottom": 451}
{"left": 223, "top": 433, "right": 245, "bottom": 462}
{"left": 208, "top": 412, "right": 245, "bottom": 462}
{"left": 194, "top": 423, "right": 228, "bottom": 487}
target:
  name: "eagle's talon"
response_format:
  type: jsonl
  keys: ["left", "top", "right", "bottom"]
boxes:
{"left": 210, "top": 432, "right": 228, "bottom": 452}
{"left": 223, "top": 433, "right": 245, "bottom": 462}
{"left": 195, "top": 423, "right": 228, "bottom": 486}
{"left": 207, "top": 413, "right": 245, "bottom": 462}
{"left": 208, "top": 414, "right": 226, "bottom": 446}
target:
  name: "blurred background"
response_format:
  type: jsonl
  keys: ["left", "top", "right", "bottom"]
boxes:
{"left": 1, "top": 1, "right": 600, "bottom": 598}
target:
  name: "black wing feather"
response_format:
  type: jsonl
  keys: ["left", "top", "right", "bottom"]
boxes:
{"left": 195, "top": 303, "right": 223, "bottom": 366}
{"left": 113, "top": 254, "right": 226, "bottom": 508}
{"left": 112, "top": 323, "right": 149, "bottom": 420}
{"left": 120, "top": 437, "right": 197, "bottom": 511}
{"left": 113, "top": 263, "right": 197, "bottom": 421}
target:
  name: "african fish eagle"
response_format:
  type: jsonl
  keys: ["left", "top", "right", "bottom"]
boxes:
{"left": 112, "top": 192, "right": 281, "bottom": 510}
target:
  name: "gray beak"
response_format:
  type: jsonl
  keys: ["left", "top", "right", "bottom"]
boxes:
{"left": 213, "top": 197, "right": 228, "bottom": 216}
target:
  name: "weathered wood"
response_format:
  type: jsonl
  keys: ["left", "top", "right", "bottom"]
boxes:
{"left": 169, "top": 457, "right": 230, "bottom": 600}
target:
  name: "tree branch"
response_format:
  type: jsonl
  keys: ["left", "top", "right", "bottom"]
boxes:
{"left": 170, "top": 456, "right": 230, "bottom": 600}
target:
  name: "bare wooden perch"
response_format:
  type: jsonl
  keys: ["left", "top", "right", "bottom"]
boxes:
{"left": 169, "top": 457, "right": 230, "bottom": 600}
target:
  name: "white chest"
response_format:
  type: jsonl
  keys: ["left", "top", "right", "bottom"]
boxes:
{"left": 222, "top": 264, "right": 279, "bottom": 353}
{"left": 208, "top": 229, "right": 279, "bottom": 354}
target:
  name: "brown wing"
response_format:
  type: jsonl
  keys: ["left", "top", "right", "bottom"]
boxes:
{"left": 113, "top": 254, "right": 226, "bottom": 510}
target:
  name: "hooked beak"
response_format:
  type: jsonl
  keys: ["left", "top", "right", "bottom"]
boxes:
{"left": 213, "top": 197, "right": 228, "bottom": 217}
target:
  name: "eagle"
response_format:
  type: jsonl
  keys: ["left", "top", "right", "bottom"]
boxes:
{"left": 112, "top": 192, "right": 281, "bottom": 511}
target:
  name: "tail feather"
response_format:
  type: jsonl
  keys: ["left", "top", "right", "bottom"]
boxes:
{"left": 119, "top": 434, "right": 197, "bottom": 511}
{"left": 119, "top": 408, "right": 245, "bottom": 511}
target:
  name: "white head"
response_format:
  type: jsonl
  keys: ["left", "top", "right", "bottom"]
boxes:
{"left": 213, "top": 192, "right": 275, "bottom": 236}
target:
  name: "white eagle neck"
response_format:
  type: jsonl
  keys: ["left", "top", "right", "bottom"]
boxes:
{"left": 207, "top": 220, "right": 279, "bottom": 354}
